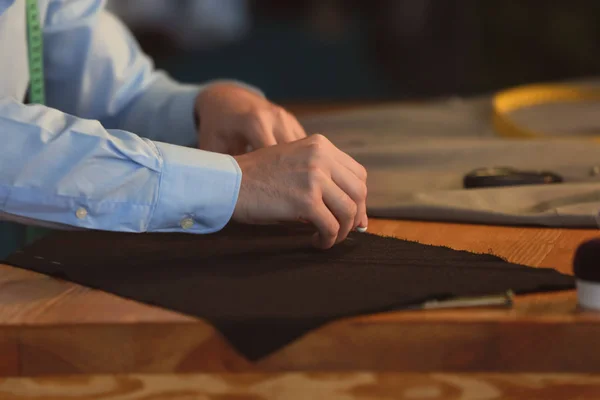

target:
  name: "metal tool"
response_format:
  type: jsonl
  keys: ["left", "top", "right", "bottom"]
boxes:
{"left": 411, "top": 290, "right": 515, "bottom": 310}
{"left": 463, "top": 167, "right": 563, "bottom": 189}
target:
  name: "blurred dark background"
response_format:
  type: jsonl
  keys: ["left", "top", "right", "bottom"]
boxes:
{"left": 108, "top": 0, "right": 600, "bottom": 103}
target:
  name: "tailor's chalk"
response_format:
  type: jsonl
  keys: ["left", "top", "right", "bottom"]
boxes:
{"left": 356, "top": 226, "right": 368, "bottom": 233}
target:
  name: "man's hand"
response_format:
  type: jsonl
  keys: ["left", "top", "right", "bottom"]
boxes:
{"left": 195, "top": 83, "right": 306, "bottom": 155}
{"left": 233, "top": 134, "right": 368, "bottom": 249}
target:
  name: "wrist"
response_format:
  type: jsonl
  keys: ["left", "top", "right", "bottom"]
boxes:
{"left": 193, "top": 83, "right": 234, "bottom": 131}
{"left": 149, "top": 142, "right": 242, "bottom": 233}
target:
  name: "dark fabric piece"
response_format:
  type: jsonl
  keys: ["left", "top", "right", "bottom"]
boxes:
{"left": 6, "top": 224, "right": 574, "bottom": 360}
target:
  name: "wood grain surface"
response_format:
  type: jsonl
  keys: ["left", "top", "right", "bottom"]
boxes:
{"left": 2, "top": 372, "right": 600, "bottom": 399}
{"left": 1, "top": 219, "right": 599, "bottom": 376}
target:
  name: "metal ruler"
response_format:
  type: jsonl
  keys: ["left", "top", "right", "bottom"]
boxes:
{"left": 26, "top": 0, "right": 45, "bottom": 105}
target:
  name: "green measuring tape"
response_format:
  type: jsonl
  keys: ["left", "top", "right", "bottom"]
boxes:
{"left": 26, "top": 0, "right": 45, "bottom": 104}
{"left": 1, "top": 0, "right": 48, "bottom": 258}
{"left": 24, "top": 0, "right": 50, "bottom": 244}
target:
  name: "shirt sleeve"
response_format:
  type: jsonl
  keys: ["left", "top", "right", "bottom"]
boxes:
{"left": 42, "top": 0, "right": 263, "bottom": 147}
{"left": 0, "top": 97, "right": 241, "bottom": 233}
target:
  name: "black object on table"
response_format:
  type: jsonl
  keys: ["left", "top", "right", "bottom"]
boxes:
{"left": 464, "top": 167, "right": 563, "bottom": 189}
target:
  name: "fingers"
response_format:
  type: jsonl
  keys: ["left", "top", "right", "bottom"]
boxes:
{"left": 358, "top": 202, "right": 368, "bottom": 230}
{"left": 321, "top": 176, "right": 358, "bottom": 244}
{"left": 300, "top": 134, "right": 368, "bottom": 240}
{"left": 306, "top": 201, "right": 340, "bottom": 249}
{"left": 287, "top": 111, "right": 307, "bottom": 141}
{"left": 328, "top": 143, "right": 368, "bottom": 229}
{"left": 306, "top": 133, "right": 367, "bottom": 182}
{"left": 301, "top": 163, "right": 356, "bottom": 248}
{"left": 333, "top": 148, "right": 368, "bottom": 182}
{"left": 244, "top": 107, "right": 306, "bottom": 152}
{"left": 272, "top": 107, "right": 307, "bottom": 143}
{"left": 246, "top": 112, "right": 277, "bottom": 149}
{"left": 330, "top": 163, "right": 368, "bottom": 230}
{"left": 308, "top": 134, "right": 368, "bottom": 230}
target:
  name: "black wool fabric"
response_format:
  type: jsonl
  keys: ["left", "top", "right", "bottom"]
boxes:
{"left": 6, "top": 223, "right": 574, "bottom": 360}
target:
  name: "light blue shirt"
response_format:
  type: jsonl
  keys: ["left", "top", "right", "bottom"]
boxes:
{"left": 0, "top": 0, "right": 249, "bottom": 246}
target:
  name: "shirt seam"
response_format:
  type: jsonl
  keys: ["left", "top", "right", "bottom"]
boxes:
{"left": 0, "top": 182, "right": 154, "bottom": 208}
{"left": 146, "top": 140, "right": 165, "bottom": 231}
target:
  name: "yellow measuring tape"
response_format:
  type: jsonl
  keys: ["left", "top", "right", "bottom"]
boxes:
{"left": 492, "top": 83, "right": 600, "bottom": 141}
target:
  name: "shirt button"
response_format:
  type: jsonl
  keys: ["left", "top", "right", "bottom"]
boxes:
{"left": 75, "top": 207, "right": 88, "bottom": 219}
{"left": 180, "top": 218, "right": 194, "bottom": 230}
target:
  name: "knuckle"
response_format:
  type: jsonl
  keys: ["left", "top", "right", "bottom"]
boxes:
{"left": 257, "top": 107, "right": 273, "bottom": 119}
{"left": 297, "top": 190, "right": 320, "bottom": 214}
{"left": 273, "top": 105, "right": 287, "bottom": 119}
{"left": 357, "top": 181, "right": 368, "bottom": 200}
{"left": 310, "top": 133, "right": 328, "bottom": 143}
{"left": 299, "top": 193, "right": 316, "bottom": 211}
{"left": 306, "top": 167, "right": 325, "bottom": 193}
{"left": 244, "top": 110, "right": 266, "bottom": 130}
{"left": 307, "top": 163, "right": 324, "bottom": 177}
{"left": 307, "top": 153, "right": 324, "bottom": 170}
{"left": 325, "top": 220, "right": 340, "bottom": 239}
{"left": 343, "top": 199, "right": 358, "bottom": 219}
{"left": 305, "top": 135, "right": 330, "bottom": 163}
{"left": 358, "top": 165, "right": 368, "bottom": 181}
{"left": 308, "top": 133, "right": 330, "bottom": 149}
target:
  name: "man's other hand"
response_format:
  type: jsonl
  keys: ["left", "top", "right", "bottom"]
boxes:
{"left": 195, "top": 83, "right": 306, "bottom": 155}
{"left": 232, "top": 134, "right": 368, "bottom": 249}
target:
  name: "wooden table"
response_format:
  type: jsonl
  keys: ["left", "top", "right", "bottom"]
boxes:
{"left": 3, "top": 372, "right": 600, "bottom": 399}
{"left": 1, "top": 219, "right": 600, "bottom": 378}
